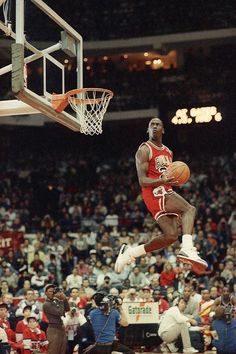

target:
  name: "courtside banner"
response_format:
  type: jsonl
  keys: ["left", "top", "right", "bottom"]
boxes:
{"left": 122, "top": 302, "right": 159, "bottom": 324}
{"left": 0, "top": 231, "right": 24, "bottom": 253}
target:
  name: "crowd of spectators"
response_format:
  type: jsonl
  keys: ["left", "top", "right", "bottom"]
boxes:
{"left": 82, "top": 45, "right": 236, "bottom": 115}
{"left": 0, "top": 1, "right": 235, "bottom": 352}
{"left": 23, "top": 0, "right": 235, "bottom": 41}
{"left": 0, "top": 142, "right": 235, "bottom": 284}
{"left": 1, "top": 44, "right": 235, "bottom": 124}
{"left": 0, "top": 127, "right": 235, "bottom": 351}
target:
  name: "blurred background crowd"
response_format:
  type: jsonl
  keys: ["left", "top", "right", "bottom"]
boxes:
{"left": 0, "top": 143, "right": 236, "bottom": 296}
{"left": 0, "top": 138, "right": 235, "bottom": 352}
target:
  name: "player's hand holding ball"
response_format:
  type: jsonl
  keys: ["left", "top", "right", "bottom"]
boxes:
{"left": 161, "top": 172, "right": 177, "bottom": 185}
{"left": 162, "top": 161, "right": 190, "bottom": 186}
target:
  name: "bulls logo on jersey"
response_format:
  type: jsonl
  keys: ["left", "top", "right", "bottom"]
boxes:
{"left": 155, "top": 155, "right": 171, "bottom": 173}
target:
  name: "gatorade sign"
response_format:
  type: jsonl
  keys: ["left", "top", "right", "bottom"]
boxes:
{"left": 122, "top": 302, "right": 159, "bottom": 324}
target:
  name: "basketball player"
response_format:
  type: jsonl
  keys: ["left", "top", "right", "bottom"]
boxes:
{"left": 115, "top": 117, "right": 207, "bottom": 274}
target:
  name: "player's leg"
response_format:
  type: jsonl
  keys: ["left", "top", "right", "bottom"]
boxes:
{"left": 144, "top": 215, "right": 178, "bottom": 252}
{"left": 115, "top": 191, "right": 207, "bottom": 273}
{"left": 164, "top": 191, "right": 196, "bottom": 235}
{"left": 115, "top": 215, "right": 178, "bottom": 273}
{"left": 165, "top": 192, "right": 207, "bottom": 273}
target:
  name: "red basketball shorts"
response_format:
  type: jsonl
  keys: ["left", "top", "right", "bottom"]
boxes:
{"left": 142, "top": 186, "right": 178, "bottom": 222}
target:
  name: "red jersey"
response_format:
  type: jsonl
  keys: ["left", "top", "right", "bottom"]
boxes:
{"left": 16, "top": 319, "right": 40, "bottom": 342}
{"left": 0, "top": 318, "right": 11, "bottom": 331}
{"left": 23, "top": 327, "right": 48, "bottom": 354}
{"left": 141, "top": 141, "right": 173, "bottom": 180}
{"left": 16, "top": 319, "right": 29, "bottom": 342}
{"left": 139, "top": 141, "right": 177, "bottom": 221}
{"left": 0, "top": 318, "right": 15, "bottom": 342}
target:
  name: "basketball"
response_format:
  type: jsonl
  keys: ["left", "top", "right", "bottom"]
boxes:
{"left": 166, "top": 161, "right": 190, "bottom": 186}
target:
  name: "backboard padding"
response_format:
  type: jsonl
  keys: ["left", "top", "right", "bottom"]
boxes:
{"left": 16, "top": 88, "right": 81, "bottom": 132}
{"left": 12, "top": 42, "right": 80, "bottom": 131}
{"left": 0, "top": 0, "right": 83, "bottom": 131}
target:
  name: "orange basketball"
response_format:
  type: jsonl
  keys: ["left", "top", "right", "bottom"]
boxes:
{"left": 166, "top": 161, "right": 190, "bottom": 186}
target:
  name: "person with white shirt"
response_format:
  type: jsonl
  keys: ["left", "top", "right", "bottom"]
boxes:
{"left": 0, "top": 326, "right": 8, "bottom": 343}
{"left": 0, "top": 326, "right": 9, "bottom": 354}
{"left": 63, "top": 304, "right": 87, "bottom": 354}
{"left": 190, "top": 283, "right": 202, "bottom": 304}
{"left": 66, "top": 268, "right": 82, "bottom": 289}
{"left": 158, "top": 297, "right": 199, "bottom": 353}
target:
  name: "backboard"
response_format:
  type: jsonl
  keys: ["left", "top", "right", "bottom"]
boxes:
{"left": 0, "top": 0, "right": 84, "bottom": 131}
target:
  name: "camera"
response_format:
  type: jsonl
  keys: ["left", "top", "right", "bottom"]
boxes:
{"left": 99, "top": 295, "right": 122, "bottom": 315}
{"left": 53, "top": 287, "right": 63, "bottom": 294}
{"left": 71, "top": 307, "right": 77, "bottom": 315}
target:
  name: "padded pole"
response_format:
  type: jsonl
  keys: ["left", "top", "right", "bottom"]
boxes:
{"left": 15, "top": 0, "right": 25, "bottom": 44}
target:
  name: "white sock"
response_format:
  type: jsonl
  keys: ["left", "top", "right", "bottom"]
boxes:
{"left": 182, "top": 234, "right": 193, "bottom": 249}
{"left": 129, "top": 245, "right": 146, "bottom": 258}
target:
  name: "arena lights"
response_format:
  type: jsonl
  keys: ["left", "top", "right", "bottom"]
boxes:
{"left": 153, "top": 59, "right": 162, "bottom": 65}
{"left": 171, "top": 106, "right": 223, "bottom": 125}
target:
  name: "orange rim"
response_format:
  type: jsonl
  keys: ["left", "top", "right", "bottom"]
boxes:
{"left": 52, "top": 88, "right": 113, "bottom": 112}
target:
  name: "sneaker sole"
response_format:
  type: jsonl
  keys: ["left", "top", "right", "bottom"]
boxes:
{"left": 114, "top": 244, "right": 127, "bottom": 273}
{"left": 177, "top": 255, "right": 207, "bottom": 274}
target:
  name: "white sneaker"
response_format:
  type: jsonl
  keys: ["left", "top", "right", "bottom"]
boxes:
{"left": 160, "top": 342, "right": 170, "bottom": 352}
{"left": 166, "top": 342, "right": 179, "bottom": 352}
{"left": 114, "top": 244, "right": 135, "bottom": 273}
{"left": 183, "top": 347, "right": 199, "bottom": 353}
{"left": 177, "top": 247, "right": 208, "bottom": 274}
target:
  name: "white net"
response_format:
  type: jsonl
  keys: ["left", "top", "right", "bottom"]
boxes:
{"left": 68, "top": 88, "right": 113, "bottom": 135}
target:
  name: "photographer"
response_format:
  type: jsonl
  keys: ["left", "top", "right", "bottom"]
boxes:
{"left": 88, "top": 293, "right": 134, "bottom": 354}
{"left": 63, "top": 303, "right": 87, "bottom": 354}
{"left": 212, "top": 305, "right": 236, "bottom": 354}
{"left": 43, "top": 284, "right": 70, "bottom": 354}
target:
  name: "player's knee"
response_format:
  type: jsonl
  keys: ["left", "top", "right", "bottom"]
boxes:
{"left": 167, "top": 231, "right": 178, "bottom": 242}
{"left": 188, "top": 205, "right": 196, "bottom": 217}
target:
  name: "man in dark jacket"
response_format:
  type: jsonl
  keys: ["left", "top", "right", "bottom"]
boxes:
{"left": 43, "top": 284, "right": 70, "bottom": 354}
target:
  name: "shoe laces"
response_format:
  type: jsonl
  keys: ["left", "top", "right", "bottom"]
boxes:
{"left": 191, "top": 246, "right": 200, "bottom": 255}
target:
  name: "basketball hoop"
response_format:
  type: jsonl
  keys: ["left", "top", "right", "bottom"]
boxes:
{"left": 52, "top": 88, "right": 113, "bottom": 135}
